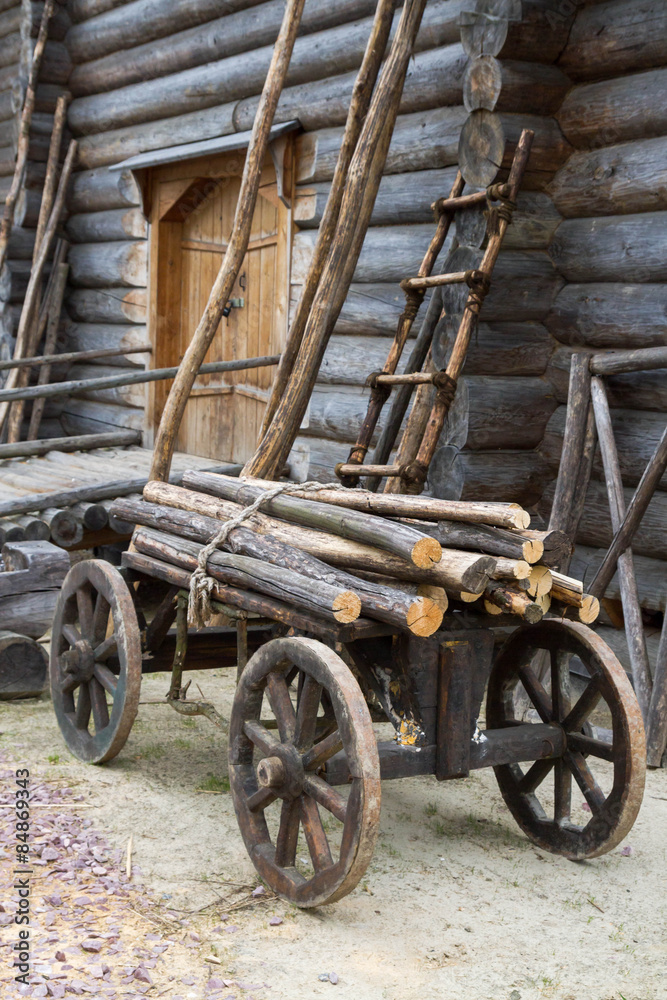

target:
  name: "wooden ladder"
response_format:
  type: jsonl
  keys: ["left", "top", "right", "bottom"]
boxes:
{"left": 335, "top": 128, "right": 534, "bottom": 496}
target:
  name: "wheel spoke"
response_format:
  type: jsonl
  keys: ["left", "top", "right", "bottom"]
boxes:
{"left": 246, "top": 786, "right": 277, "bottom": 813}
{"left": 550, "top": 649, "right": 571, "bottom": 723}
{"left": 302, "top": 730, "right": 343, "bottom": 771}
{"left": 554, "top": 759, "right": 572, "bottom": 823}
{"left": 89, "top": 677, "right": 110, "bottom": 732}
{"left": 266, "top": 672, "right": 296, "bottom": 741}
{"left": 518, "top": 665, "right": 552, "bottom": 723}
{"left": 517, "top": 758, "right": 555, "bottom": 795}
{"left": 302, "top": 773, "right": 347, "bottom": 824}
{"left": 300, "top": 795, "right": 333, "bottom": 873}
{"left": 92, "top": 592, "right": 111, "bottom": 644}
{"left": 294, "top": 674, "right": 323, "bottom": 751}
{"left": 562, "top": 678, "right": 602, "bottom": 733}
{"left": 566, "top": 732, "right": 614, "bottom": 762}
{"left": 93, "top": 663, "right": 118, "bottom": 696}
{"left": 244, "top": 720, "right": 281, "bottom": 756}
{"left": 74, "top": 683, "right": 91, "bottom": 730}
{"left": 274, "top": 799, "right": 300, "bottom": 868}
{"left": 94, "top": 635, "right": 118, "bottom": 662}
{"left": 565, "top": 750, "right": 606, "bottom": 814}
{"left": 62, "top": 623, "right": 81, "bottom": 648}
{"left": 76, "top": 585, "right": 94, "bottom": 640}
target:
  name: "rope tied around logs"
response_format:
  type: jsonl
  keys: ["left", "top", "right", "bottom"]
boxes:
{"left": 188, "top": 478, "right": 348, "bottom": 628}
{"left": 464, "top": 269, "right": 491, "bottom": 317}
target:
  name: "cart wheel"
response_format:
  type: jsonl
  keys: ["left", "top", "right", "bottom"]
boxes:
{"left": 487, "top": 620, "right": 645, "bottom": 860}
{"left": 50, "top": 560, "right": 142, "bottom": 765}
{"left": 229, "top": 636, "right": 381, "bottom": 907}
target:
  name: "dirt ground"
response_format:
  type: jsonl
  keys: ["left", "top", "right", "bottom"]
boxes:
{"left": 1, "top": 663, "right": 666, "bottom": 1000}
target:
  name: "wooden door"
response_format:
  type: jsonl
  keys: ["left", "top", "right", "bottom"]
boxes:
{"left": 149, "top": 150, "right": 291, "bottom": 463}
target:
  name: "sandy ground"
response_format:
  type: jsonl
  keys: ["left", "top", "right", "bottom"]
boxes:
{"left": 1, "top": 663, "right": 666, "bottom": 1000}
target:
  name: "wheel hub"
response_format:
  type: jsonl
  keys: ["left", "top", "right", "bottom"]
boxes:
{"left": 256, "top": 743, "right": 304, "bottom": 800}
{"left": 60, "top": 640, "right": 95, "bottom": 690}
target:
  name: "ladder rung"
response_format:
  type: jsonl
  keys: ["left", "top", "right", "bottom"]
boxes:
{"left": 401, "top": 270, "right": 468, "bottom": 292}
{"left": 432, "top": 183, "right": 511, "bottom": 215}
{"left": 336, "top": 463, "right": 402, "bottom": 479}
{"left": 372, "top": 372, "right": 435, "bottom": 387}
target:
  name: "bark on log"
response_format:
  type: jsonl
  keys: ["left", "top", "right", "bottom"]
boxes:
{"left": 646, "top": 613, "right": 667, "bottom": 767}
{"left": 66, "top": 207, "right": 147, "bottom": 243}
{"left": 112, "top": 499, "right": 444, "bottom": 635}
{"left": 550, "top": 212, "right": 667, "bottom": 283}
{"left": 570, "top": 545, "right": 667, "bottom": 614}
{"left": 69, "top": 0, "right": 413, "bottom": 97}
{"left": 68, "top": 166, "right": 141, "bottom": 213}
{"left": 59, "top": 398, "right": 145, "bottom": 434}
{"left": 66, "top": 363, "right": 145, "bottom": 408}
{"left": 548, "top": 353, "right": 590, "bottom": 538}
{"left": 181, "top": 470, "right": 442, "bottom": 569}
{"left": 66, "top": 288, "right": 147, "bottom": 325}
{"left": 483, "top": 582, "right": 543, "bottom": 623}
{"left": 430, "top": 447, "right": 550, "bottom": 506}
{"left": 546, "top": 283, "right": 667, "bottom": 349}
{"left": 431, "top": 320, "right": 552, "bottom": 376}
{"left": 139, "top": 483, "right": 493, "bottom": 593}
{"left": 409, "top": 518, "right": 544, "bottom": 564}
{"left": 134, "top": 527, "right": 365, "bottom": 625}
{"left": 559, "top": 0, "right": 667, "bottom": 82}
{"left": 0, "top": 429, "right": 141, "bottom": 460}
{"left": 0, "top": 591, "right": 58, "bottom": 638}
{"left": 68, "top": 240, "right": 148, "bottom": 288}
{"left": 558, "top": 67, "right": 667, "bottom": 149}
{"left": 0, "top": 630, "right": 48, "bottom": 698}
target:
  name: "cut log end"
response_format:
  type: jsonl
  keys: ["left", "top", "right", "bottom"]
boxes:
{"left": 461, "top": 590, "right": 484, "bottom": 603}
{"left": 523, "top": 602, "right": 545, "bottom": 625}
{"left": 579, "top": 594, "right": 600, "bottom": 624}
{"left": 411, "top": 536, "right": 442, "bottom": 569}
{"left": 522, "top": 539, "right": 544, "bottom": 564}
{"left": 406, "top": 596, "right": 444, "bottom": 638}
{"left": 332, "top": 590, "right": 362, "bottom": 624}
{"left": 417, "top": 583, "right": 449, "bottom": 614}
{"left": 528, "top": 565, "right": 553, "bottom": 598}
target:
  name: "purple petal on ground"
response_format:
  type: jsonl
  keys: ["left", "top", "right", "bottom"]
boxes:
{"left": 581, "top": 802, "right": 592, "bottom": 813}
{"left": 620, "top": 845, "right": 634, "bottom": 856}
{"left": 268, "top": 917, "right": 282, "bottom": 927}
{"left": 89, "top": 966, "right": 104, "bottom": 979}
{"left": 42, "top": 849, "right": 60, "bottom": 862}
{"left": 132, "top": 968, "right": 152, "bottom": 984}
{"left": 251, "top": 887, "right": 265, "bottom": 897}
{"left": 31, "top": 986, "right": 48, "bottom": 997}
{"left": 180, "top": 976, "right": 195, "bottom": 986}
{"left": 189, "top": 932, "right": 200, "bottom": 942}
{"left": 144, "top": 934, "right": 160, "bottom": 941}
{"left": 73, "top": 898, "right": 92, "bottom": 907}
{"left": 0, "top": 914, "right": 12, "bottom": 926}
{"left": 45, "top": 896, "right": 62, "bottom": 908}
{"left": 224, "top": 926, "right": 239, "bottom": 934}
{"left": 329, "top": 973, "right": 339, "bottom": 984}
{"left": 47, "top": 985, "right": 65, "bottom": 999}
{"left": 207, "top": 979, "right": 226, "bottom": 989}
{"left": 81, "top": 941, "right": 102, "bottom": 953}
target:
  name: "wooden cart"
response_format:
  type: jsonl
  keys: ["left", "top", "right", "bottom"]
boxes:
{"left": 49, "top": 556, "right": 645, "bottom": 908}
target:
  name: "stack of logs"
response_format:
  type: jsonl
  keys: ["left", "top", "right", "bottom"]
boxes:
{"left": 111, "top": 473, "right": 599, "bottom": 637}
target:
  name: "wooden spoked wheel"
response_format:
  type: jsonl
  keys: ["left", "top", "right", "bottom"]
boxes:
{"left": 229, "top": 636, "right": 381, "bottom": 907}
{"left": 50, "top": 560, "right": 142, "bottom": 765}
{"left": 487, "top": 620, "right": 646, "bottom": 860}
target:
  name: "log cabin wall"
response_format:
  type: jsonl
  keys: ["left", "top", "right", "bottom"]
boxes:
{"left": 0, "top": 0, "right": 71, "bottom": 441}
{"left": 538, "top": 0, "right": 667, "bottom": 613}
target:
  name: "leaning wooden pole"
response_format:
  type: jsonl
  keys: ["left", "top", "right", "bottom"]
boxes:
{"left": 0, "top": 0, "right": 55, "bottom": 275}
{"left": 590, "top": 377, "right": 653, "bottom": 722}
{"left": 260, "top": 0, "right": 395, "bottom": 436}
{"left": 245, "top": 0, "right": 430, "bottom": 481}
{"left": 149, "top": 0, "right": 307, "bottom": 483}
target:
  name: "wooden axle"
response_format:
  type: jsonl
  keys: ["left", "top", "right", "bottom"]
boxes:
{"left": 0, "top": 355, "right": 280, "bottom": 404}
{"left": 0, "top": 343, "right": 153, "bottom": 373}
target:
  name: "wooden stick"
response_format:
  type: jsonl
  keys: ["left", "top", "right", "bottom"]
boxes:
{"left": 149, "top": 0, "right": 307, "bottom": 483}
{"left": 134, "top": 486, "right": 493, "bottom": 593}
{"left": 483, "top": 583, "right": 544, "bottom": 623}
{"left": 590, "top": 376, "right": 652, "bottom": 720}
{"left": 0, "top": 430, "right": 142, "bottom": 461}
{"left": 181, "top": 471, "right": 441, "bottom": 569}
{"left": 0, "top": 343, "right": 154, "bottom": 373}
{"left": 385, "top": 351, "right": 436, "bottom": 495}
{"left": 552, "top": 595, "right": 600, "bottom": 625}
{"left": 133, "top": 528, "right": 362, "bottom": 624}
{"left": 240, "top": 477, "right": 531, "bottom": 529}
{"left": 0, "top": 355, "right": 280, "bottom": 404}
{"left": 0, "top": 141, "right": 78, "bottom": 434}
{"left": 549, "top": 353, "right": 592, "bottom": 537}
{"left": 0, "top": 0, "right": 55, "bottom": 275}
{"left": 244, "top": 0, "right": 430, "bottom": 481}
{"left": 550, "top": 571, "right": 584, "bottom": 607}
{"left": 260, "top": 0, "right": 395, "bottom": 436}
{"left": 646, "top": 610, "right": 667, "bottom": 768}
{"left": 562, "top": 399, "right": 597, "bottom": 571}
{"left": 489, "top": 558, "right": 531, "bottom": 582}
{"left": 26, "top": 261, "right": 70, "bottom": 440}
{"left": 590, "top": 346, "right": 667, "bottom": 376}
{"left": 590, "top": 424, "right": 667, "bottom": 600}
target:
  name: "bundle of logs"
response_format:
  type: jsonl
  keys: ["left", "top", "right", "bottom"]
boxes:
{"left": 111, "top": 473, "right": 599, "bottom": 638}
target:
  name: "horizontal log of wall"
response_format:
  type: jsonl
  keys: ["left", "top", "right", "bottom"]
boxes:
{"left": 546, "top": 283, "right": 667, "bottom": 349}
{"left": 69, "top": 0, "right": 442, "bottom": 97}
{"left": 63, "top": 323, "right": 149, "bottom": 367}
{"left": 541, "top": 405, "right": 667, "bottom": 491}
{"left": 66, "top": 208, "right": 148, "bottom": 243}
{"left": 60, "top": 398, "right": 145, "bottom": 435}
{"left": 549, "top": 212, "right": 667, "bottom": 283}
{"left": 558, "top": 0, "right": 667, "bottom": 82}
{"left": 318, "top": 324, "right": 552, "bottom": 385}
{"left": 570, "top": 545, "right": 666, "bottom": 612}
{"left": 66, "top": 287, "right": 147, "bottom": 325}
{"left": 540, "top": 478, "right": 667, "bottom": 563}
{"left": 501, "top": 0, "right": 576, "bottom": 64}
{"left": 0, "top": 260, "right": 48, "bottom": 303}
{"left": 549, "top": 136, "right": 667, "bottom": 219}
{"left": 69, "top": 18, "right": 467, "bottom": 136}
{"left": 546, "top": 346, "right": 667, "bottom": 412}
{"left": 67, "top": 363, "right": 146, "bottom": 407}
{"left": 296, "top": 179, "right": 562, "bottom": 248}
{"left": 558, "top": 67, "right": 667, "bottom": 149}
{"left": 68, "top": 166, "right": 141, "bottom": 213}
{"left": 68, "top": 241, "right": 148, "bottom": 288}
